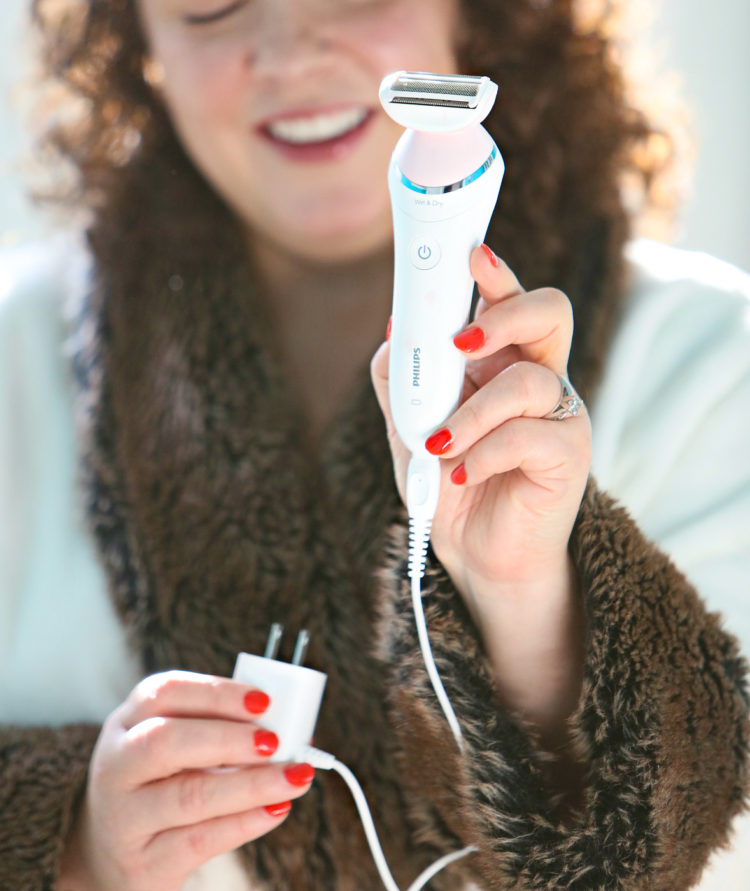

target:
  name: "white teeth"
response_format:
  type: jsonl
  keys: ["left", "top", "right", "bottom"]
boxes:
{"left": 267, "top": 108, "right": 369, "bottom": 144}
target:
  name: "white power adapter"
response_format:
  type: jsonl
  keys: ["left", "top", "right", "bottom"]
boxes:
{"left": 231, "top": 623, "right": 476, "bottom": 890}
{"left": 232, "top": 624, "right": 327, "bottom": 764}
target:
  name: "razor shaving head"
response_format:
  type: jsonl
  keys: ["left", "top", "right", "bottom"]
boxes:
{"left": 379, "top": 71, "right": 498, "bottom": 132}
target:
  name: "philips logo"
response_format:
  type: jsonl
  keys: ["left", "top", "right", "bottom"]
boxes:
{"left": 412, "top": 347, "right": 421, "bottom": 387}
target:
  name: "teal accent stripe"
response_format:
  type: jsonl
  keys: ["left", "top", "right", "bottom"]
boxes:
{"left": 399, "top": 144, "right": 497, "bottom": 195}
{"left": 400, "top": 172, "right": 428, "bottom": 194}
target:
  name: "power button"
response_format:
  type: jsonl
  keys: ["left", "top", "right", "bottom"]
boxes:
{"left": 409, "top": 237, "right": 441, "bottom": 270}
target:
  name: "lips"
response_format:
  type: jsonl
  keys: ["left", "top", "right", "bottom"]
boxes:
{"left": 257, "top": 105, "right": 376, "bottom": 163}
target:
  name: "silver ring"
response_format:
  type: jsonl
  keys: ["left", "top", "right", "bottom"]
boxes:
{"left": 545, "top": 375, "right": 583, "bottom": 421}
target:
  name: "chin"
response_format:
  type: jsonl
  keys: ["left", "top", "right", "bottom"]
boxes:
{"left": 288, "top": 225, "right": 392, "bottom": 265}
{"left": 263, "top": 205, "right": 393, "bottom": 265}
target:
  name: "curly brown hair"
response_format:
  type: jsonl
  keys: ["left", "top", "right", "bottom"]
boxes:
{"left": 30, "top": 0, "right": 677, "bottom": 398}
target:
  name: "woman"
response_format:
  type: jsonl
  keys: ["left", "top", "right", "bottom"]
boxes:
{"left": 0, "top": 0, "right": 748, "bottom": 888}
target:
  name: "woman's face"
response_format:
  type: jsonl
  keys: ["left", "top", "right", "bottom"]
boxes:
{"left": 136, "top": 0, "right": 460, "bottom": 263}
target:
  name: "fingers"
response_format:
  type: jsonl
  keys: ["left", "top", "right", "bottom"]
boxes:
{"left": 451, "top": 415, "right": 591, "bottom": 490}
{"left": 118, "top": 670, "right": 270, "bottom": 729}
{"left": 424, "top": 362, "right": 570, "bottom": 459}
{"left": 373, "top": 247, "right": 572, "bottom": 397}
{"left": 370, "top": 339, "right": 411, "bottom": 499}
{"left": 137, "top": 760, "right": 314, "bottom": 835}
{"left": 470, "top": 243, "right": 525, "bottom": 305}
{"left": 145, "top": 800, "right": 293, "bottom": 877}
{"left": 117, "top": 716, "right": 280, "bottom": 786}
{"left": 460, "top": 246, "right": 573, "bottom": 377}
{"left": 458, "top": 291, "right": 573, "bottom": 379}
{"left": 369, "top": 339, "right": 392, "bottom": 435}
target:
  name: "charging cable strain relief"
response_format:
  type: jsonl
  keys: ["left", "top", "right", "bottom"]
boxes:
{"left": 298, "top": 745, "right": 337, "bottom": 771}
{"left": 408, "top": 517, "right": 432, "bottom": 581}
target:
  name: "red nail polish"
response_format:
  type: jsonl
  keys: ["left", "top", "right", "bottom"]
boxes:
{"left": 386, "top": 316, "right": 392, "bottom": 342}
{"left": 284, "top": 763, "right": 315, "bottom": 786}
{"left": 254, "top": 729, "right": 279, "bottom": 757}
{"left": 425, "top": 428, "right": 453, "bottom": 455}
{"left": 481, "top": 243, "right": 500, "bottom": 267}
{"left": 453, "top": 326, "right": 486, "bottom": 353}
{"left": 451, "top": 463, "right": 467, "bottom": 486}
{"left": 244, "top": 690, "right": 270, "bottom": 715}
{"left": 265, "top": 801, "right": 292, "bottom": 818}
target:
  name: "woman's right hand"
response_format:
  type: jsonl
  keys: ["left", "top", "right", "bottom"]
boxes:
{"left": 60, "top": 671, "right": 315, "bottom": 891}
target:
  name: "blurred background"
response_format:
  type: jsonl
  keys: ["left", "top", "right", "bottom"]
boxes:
{"left": 1, "top": 0, "right": 749, "bottom": 271}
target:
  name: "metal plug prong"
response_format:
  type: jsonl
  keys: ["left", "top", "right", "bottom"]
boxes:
{"left": 292, "top": 630, "right": 310, "bottom": 667}
{"left": 264, "top": 623, "right": 283, "bottom": 660}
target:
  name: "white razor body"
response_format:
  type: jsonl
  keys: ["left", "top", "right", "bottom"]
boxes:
{"left": 381, "top": 72, "right": 504, "bottom": 457}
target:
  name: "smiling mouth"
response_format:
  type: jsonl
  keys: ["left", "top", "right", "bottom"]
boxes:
{"left": 261, "top": 107, "right": 373, "bottom": 146}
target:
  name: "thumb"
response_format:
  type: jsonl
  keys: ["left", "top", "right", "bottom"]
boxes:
{"left": 369, "top": 339, "right": 392, "bottom": 429}
{"left": 370, "top": 338, "right": 410, "bottom": 503}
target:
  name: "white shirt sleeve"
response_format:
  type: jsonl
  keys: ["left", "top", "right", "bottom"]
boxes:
{"left": 0, "top": 235, "right": 141, "bottom": 726}
{"left": 590, "top": 238, "right": 750, "bottom": 654}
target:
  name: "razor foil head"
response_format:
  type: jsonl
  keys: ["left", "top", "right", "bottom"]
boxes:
{"left": 379, "top": 70, "right": 498, "bottom": 131}
{"left": 390, "top": 72, "right": 484, "bottom": 103}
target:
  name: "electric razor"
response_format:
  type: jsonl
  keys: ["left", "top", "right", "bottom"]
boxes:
{"left": 379, "top": 71, "right": 504, "bottom": 476}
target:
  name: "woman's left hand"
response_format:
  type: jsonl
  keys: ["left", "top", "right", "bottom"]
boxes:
{"left": 371, "top": 245, "right": 591, "bottom": 734}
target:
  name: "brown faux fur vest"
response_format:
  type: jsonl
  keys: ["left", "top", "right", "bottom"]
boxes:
{"left": 0, "top": 223, "right": 748, "bottom": 890}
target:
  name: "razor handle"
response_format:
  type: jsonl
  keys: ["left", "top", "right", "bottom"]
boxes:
{"left": 387, "top": 150, "right": 504, "bottom": 457}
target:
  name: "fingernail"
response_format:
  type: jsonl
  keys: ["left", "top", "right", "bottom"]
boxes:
{"left": 481, "top": 243, "right": 500, "bottom": 267}
{"left": 450, "top": 463, "right": 467, "bottom": 486}
{"left": 284, "top": 763, "right": 315, "bottom": 786}
{"left": 244, "top": 690, "right": 270, "bottom": 715}
{"left": 264, "top": 801, "right": 292, "bottom": 818}
{"left": 425, "top": 427, "right": 453, "bottom": 455}
{"left": 386, "top": 316, "right": 392, "bottom": 342}
{"left": 254, "top": 729, "right": 279, "bottom": 757}
{"left": 453, "top": 325, "right": 485, "bottom": 353}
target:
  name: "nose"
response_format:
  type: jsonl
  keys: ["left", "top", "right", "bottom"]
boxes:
{"left": 250, "top": 0, "right": 336, "bottom": 76}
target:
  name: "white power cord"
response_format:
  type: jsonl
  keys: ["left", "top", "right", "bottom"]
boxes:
{"left": 300, "top": 746, "right": 477, "bottom": 891}
{"left": 405, "top": 456, "right": 465, "bottom": 752}
{"left": 289, "top": 454, "right": 478, "bottom": 888}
